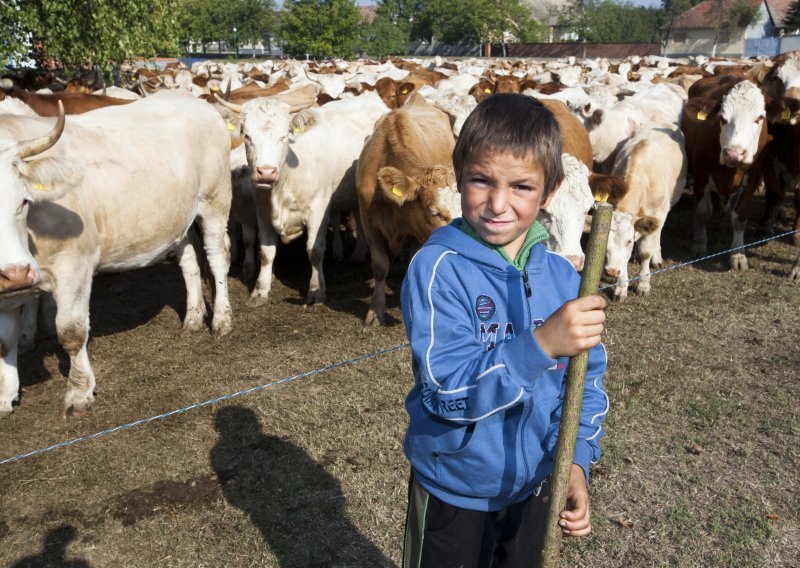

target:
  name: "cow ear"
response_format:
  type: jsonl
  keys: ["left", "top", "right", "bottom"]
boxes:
{"left": 398, "top": 82, "right": 415, "bottom": 96}
{"left": 589, "top": 108, "right": 604, "bottom": 126}
{"left": 377, "top": 166, "right": 415, "bottom": 205}
{"left": 290, "top": 110, "right": 317, "bottom": 134}
{"left": 18, "top": 157, "right": 82, "bottom": 203}
{"left": 634, "top": 215, "right": 659, "bottom": 235}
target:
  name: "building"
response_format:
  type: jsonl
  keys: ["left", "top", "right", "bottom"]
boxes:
{"left": 663, "top": 0, "right": 797, "bottom": 58}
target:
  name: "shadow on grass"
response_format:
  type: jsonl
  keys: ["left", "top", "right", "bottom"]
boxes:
{"left": 210, "top": 406, "right": 393, "bottom": 567}
{"left": 10, "top": 525, "right": 90, "bottom": 568}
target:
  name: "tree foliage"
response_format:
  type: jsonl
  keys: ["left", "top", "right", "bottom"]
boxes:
{"left": 786, "top": 0, "right": 800, "bottom": 29}
{"left": 1, "top": 0, "right": 180, "bottom": 75}
{"left": 278, "top": 0, "right": 362, "bottom": 59}
{"left": 176, "top": 0, "right": 274, "bottom": 50}
{"left": 552, "top": 1, "right": 663, "bottom": 43}
{"left": 360, "top": 0, "right": 412, "bottom": 59}
{"left": 726, "top": 0, "right": 760, "bottom": 29}
{"left": 409, "top": 0, "right": 543, "bottom": 44}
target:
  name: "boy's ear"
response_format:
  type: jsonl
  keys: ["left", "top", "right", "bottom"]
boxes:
{"left": 377, "top": 167, "right": 415, "bottom": 205}
{"left": 540, "top": 179, "right": 561, "bottom": 209}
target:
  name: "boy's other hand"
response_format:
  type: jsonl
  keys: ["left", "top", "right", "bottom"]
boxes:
{"left": 534, "top": 295, "right": 607, "bottom": 359}
{"left": 559, "top": 464, "right": 591, "bottom": 537}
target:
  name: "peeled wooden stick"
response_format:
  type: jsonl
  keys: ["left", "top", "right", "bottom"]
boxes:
{"left": 541, "top": 201, "right": 613, "bottom": 568}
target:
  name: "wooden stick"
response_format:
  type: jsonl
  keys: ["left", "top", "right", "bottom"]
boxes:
{"left": 541, "top": 201, "right": 613, "bottom": 568}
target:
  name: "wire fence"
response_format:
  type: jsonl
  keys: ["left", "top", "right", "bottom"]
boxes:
{"left": 1, "top": 228, "right": 797, "bottom": 467}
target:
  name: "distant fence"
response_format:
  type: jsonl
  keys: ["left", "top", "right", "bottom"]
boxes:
{"left": 506, "top": 42, "right": 661, "bottom": 59}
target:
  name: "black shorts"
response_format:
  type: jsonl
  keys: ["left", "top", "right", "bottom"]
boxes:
{"left": 402, "top": 474, "right": 551, "bottom": 568}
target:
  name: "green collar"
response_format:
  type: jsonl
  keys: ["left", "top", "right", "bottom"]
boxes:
{"left": 460, "top": 219, "right": 549, "bottom": 270}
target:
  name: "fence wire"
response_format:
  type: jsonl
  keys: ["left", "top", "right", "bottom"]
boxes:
{"left": 1, "top": 228, "right": 797, "bottom": 467}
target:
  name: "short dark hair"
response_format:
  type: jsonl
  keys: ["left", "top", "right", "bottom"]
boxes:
{"left": 453, "top": 93, "right": 564, "bottom": 197}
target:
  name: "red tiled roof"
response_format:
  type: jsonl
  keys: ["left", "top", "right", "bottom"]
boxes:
{"left": 672, "top": 0, "right": 762, "bottom": 29}
{"left": 359, "top": 6, "right": 377, "bottom": 24}
{"left": 766, "top": 0, "right": 793, "bottom": 26}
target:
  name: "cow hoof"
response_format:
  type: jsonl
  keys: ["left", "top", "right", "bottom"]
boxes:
{"left": 364, "top": 310, "right": 383, "bottom": 327}
{"left": 730, "top": 253, "right": 749, "bottom": 271}
{"left": 245, "top": 293, "right": 269, "bottom": 308}
{"left": 792, "top": 233, "right": 800, "bottom": 247}
{"left": 790, "top": 266, "right": 799, "bottom": 282}
{"left": 182, "top": 318, "right": 205, "bottom": 334}
{"left": 691, "top": 245, "right": 707, "bottom": 259}
{"left": 213, "top": 318, "right": 233, "bottom": 338}
{"left": 304, "top": 290, "right": 326, "bottom": 306}
{"left": 0, "top": 401, "right": 14, "bottom": 417}
{"left": 64, "top": 391, "right": 94, "bottom": 417}
{"left": 634, "top": 284, "right": 651, "bottom": 297}
{"left": 612, "top": 290, "right": 628, "bottom": 302}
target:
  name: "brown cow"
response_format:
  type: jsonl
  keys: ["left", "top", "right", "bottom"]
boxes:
{"left": 683, "top": 80, "right": 769, "bottom": 269}
{"left": 0, "top": 81, "right": 134, "bottom": 116}
{"left": 355, "top": 94, "right": 458, "bottom": 326}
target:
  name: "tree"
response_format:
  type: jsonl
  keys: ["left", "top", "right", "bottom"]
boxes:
{"left": 1, "top": 0, "right": 180, "bottom": 77}
{"left": 278, "top": 0, "right": 361, "bottom": 59}
{"left": 786, "top": 0, "right": 800, "bottom": 30}
{"left": 177, "top": 0, "right": 275, "bottom": 53}
{"left": 360, "top": 0, "right": 412, "bottom": 59}
{"left": 709, "top": 0, "right": 761, "bottom": 56}
{"left": 553, "top": 1, "right": 662, "bottom": 43}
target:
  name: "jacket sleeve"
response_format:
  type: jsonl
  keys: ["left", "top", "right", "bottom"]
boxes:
{"left": 544, "top": 341, "right": 609, "bottom": 481}
{"left": 401, "top": 251, "right": 558, "bottom": 424}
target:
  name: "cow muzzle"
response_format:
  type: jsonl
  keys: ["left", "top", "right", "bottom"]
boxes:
{"left": 604, "top": 266, "right": 621, "bottom": 279}
{"left": 0, "top": 264, "right": 37, "bottom": 293}
{"left": 253, "top": 166, "right": 279, "bottom": 189}
{"left": 566, "top": 254, "right": 585, "bottom": 272}
{"left": 721, "top": 147, "right": 750, "bottom": 167}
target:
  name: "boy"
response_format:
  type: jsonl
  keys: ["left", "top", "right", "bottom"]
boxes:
{"left": 400, "top": 94, "right": 609, "bottom": 568}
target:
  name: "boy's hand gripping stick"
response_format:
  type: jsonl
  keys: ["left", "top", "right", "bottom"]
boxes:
{"left": 541, "top": 201, "right": 613, "bottom": 568}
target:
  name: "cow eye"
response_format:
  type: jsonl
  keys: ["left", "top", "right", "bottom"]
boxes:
{"left": 720, "top": 117, "right": 728, "bottom": 125}
{"left": 755, "top": 116, "right": 764, "bottom": 124}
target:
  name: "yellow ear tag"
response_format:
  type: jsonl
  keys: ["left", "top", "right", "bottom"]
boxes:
{"left": 594, "top": 191, "right": 609, "bottom": 203}
{"left": 400, "top": 88, "right": 408, "bottom": 94}
{"left": 294, "top": 127, "right": 303, "bottom": 133}
{"left": 226, "top": 122, "right": 236, "bottom": 131}
{"left": 696, "top": 110, "right": 707, "bottom": 121}
{"left": 211, "top": 86, "right": 219, "bottom": 91}
{"left": 391, "top": 185, "right": 403, "bottom": 197}
{"left": 781, "top": 108, "right": 792, "bottom": 121}
{"left": 32, "top": 182, "right": 50, "bottom": 191}
{"left": 484, "top": 88, "right": 492, "bottom": 94}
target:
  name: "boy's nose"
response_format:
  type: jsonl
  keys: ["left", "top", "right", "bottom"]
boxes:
{"left": 488, "top": 188, "right": 509, "bottom": 214}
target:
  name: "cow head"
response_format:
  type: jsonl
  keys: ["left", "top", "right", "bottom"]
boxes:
{"left": 586, "top": 104, "right": 645, "bottom": 168}
{"left": 376, "top": 165, "right": 459, "bottom": 244}
{"left": 774, "top": 52, "right": 800, "bottom": 100}
{"left": 0, "top": 109, "right": 76, "bottom": 297}
{"left": 765, "top": 96, "right": 800, "bottom": 125}
{"left": 718, "top": 81, "right": 765, "bottom": 167}
{"left": 536, "top": 154, "right": 594, "bottom": 271}
{"left": 604, "top": 211, "right": 659, "bottom": 282}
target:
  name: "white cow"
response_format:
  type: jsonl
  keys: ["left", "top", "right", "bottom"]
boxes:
{"left": 605, "top": 125, "right": 687, "bottom": 300}
{"left": 220, "top": 91, "right": 388, "bottom": 306}
{"left": 0, "top": 92, "right": 233, "bottom": 415}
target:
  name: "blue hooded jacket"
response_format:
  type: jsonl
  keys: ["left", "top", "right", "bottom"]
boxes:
{"left": 401, "top": 219, "right": 608, "bottom": 512}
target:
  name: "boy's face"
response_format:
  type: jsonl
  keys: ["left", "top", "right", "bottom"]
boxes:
{"left": 460, "top": 149, "right": 557, "bottom": 260}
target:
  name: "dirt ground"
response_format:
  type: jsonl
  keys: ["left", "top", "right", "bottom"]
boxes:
{"left": 0, "top": 191, "right": 798, "bottom": 567}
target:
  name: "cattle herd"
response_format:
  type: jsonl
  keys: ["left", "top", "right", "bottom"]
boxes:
{"left": 0, "top": 51, "right": 798, "bottom": 417}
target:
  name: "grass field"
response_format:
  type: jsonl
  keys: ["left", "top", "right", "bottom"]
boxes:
{"left": 0, "top": 192, "right": 797, "bottom": 567}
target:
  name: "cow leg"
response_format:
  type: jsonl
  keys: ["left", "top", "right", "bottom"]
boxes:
{"left": 692, "top": 185, "right": 713, "bottom": 258}
{"left": 198, "top": 215, "right": 233, "bottom": 337}
{"left": 241, "top": 222, "right": 258, "bottom": 283}
{"left": 611, "top": 263, "right": 629, "bottom": 302}
{"left": 634, "top": 228, "right": 660, "bottom": 297}
{"left": 228, "top": 217, "right": 242, "bottom": 272}
{"left": 365, "top": 232, "right": 390, "bottom": 327}
{"left": 330, "top": 210, "right": 344, "bottom": 262}
{"left": 174, "top": 234, "right": 207, "bottom": 333}
{"left": 350, "top": 213, "right": 369, "bottom": 263}
{"left": 247, "top": 193, "right": 278, "bottom": 308}
{"left": 0, "top": 309, "right": 21, "bottom": 416}
{"left": 18, "top": 296, "right": 39, "bottom": 354}
{"left": 304, "top": 205, "right": 329, "bottom": 305}
{"left": 793, "top": 185, "right": 800, "bottom": 246}
{"left": 55, "top": 272, "right": 96, "bottom": 416}
{"left": 790, "top": 251, "right": 800, "bottom": 282}
{"left": 729, "top": 173, "right": 760, "bottom": 271}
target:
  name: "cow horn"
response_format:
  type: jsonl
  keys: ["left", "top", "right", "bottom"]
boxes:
{"left": 17, "top": 101, "right": 65, "bottom": 159}
{"left": 215, "top": 96, "right": 242, "bottom": 114}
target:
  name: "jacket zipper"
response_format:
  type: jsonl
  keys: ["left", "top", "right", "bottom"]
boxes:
{"left": 522, "top": 270, "right": 532, "bottom": 297}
